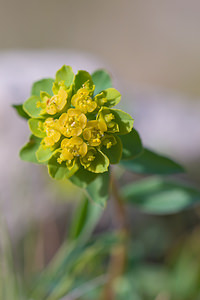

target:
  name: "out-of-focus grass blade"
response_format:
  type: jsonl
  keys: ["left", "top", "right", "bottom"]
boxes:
{"left": 58, "top": 274, "right": 107, "bottom": 300}
{"left": 30, "top": 242, "right": 83, "bottom": 299}
{"left": 0, "top": 214, "right": 22, "bottom": 300}
{"left": 44, "top": 232, "right": 118, "bottom": 300}
{"left": 30, "top": 232, "right": 119, "bottom": 300}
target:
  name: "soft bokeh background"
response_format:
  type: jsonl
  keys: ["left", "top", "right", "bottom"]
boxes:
{"left": 1, "top": 1, "right": 200, "bottom": 298}
{"left": 2, "top": 0, "right": 200, "bottom": 96}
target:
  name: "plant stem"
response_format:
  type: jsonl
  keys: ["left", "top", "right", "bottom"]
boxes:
{"left": 100, "top": 173, "right": 129, "bottom": 300}
{"left": 111, "top": 174, "right": 129, "bottom": 231}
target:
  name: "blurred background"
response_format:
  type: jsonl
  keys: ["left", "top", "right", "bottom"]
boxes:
{"left": 1, "top": 1, "right": 200, "bottom": 299}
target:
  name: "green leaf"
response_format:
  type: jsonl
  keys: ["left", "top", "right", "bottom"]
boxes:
{"left": 40, "top": 91, "right": 51, "bottom": 101}
{"left": 112, "top": 109, "right": 134, "bottom": 134}
{"left": 36, "top": 144, "right": 53, "bottom": 162}
{"left": 28, "top": 118, "right": 45, "bottom": 138}
{"left": 101, "top": 135, "right": 122, "bottom": 164}
{"left": 31, "top": 78, "right": 54, "bottom": 97}
{"left": 12, "top": 104, "right": 30, "bottom": 120}
{"left": 120, "top": 128, "right": 143, "bottom": 160}
{"left": 104, "top": 88, "right": 121, "bottom": 107}
{"left": 86, "top": 171, "right": 110, "bottom": 207}
{"left": 98, "top": 108, "right": 134, "bottom": 135}
{"left": 48, "top": 155, "right": 79, "bottom": 180}
{"left": 74, "top": 70, "right": 93, "bottom": 92}
{"left": 86, "top": 149, "right": 110, "bottom": 173}
{"left": 69, "top": 167, "right": 98, "bottom": 188}
{"left": 23, "top": 96, "right": 42, "bottom": 118}
{"left": 122, "top": 177, "right": 200, "bottom": 214}
{"left": 55, "top": 65, "right": 75, "bottom": 88}
{"left": 95, "top": 88, "right": 121, "bottom": 108}
{"left": 120, "top": 148, "right": 184, "bottom": 175}
{"left": 20, "top": 135, "right": 43, "bottom": 164}
{"left": 92, "top": 69, "right": 112, "bottom": 96}
{"left": 69, "top": 197, "right": 103, "bottom": 242}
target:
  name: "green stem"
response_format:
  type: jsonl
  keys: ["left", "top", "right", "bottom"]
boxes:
{"left": 101, "top": 173, "right": 129, "bottom": 300}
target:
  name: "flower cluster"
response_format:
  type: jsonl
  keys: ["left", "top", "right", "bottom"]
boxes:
{"left": 22, "top": 66, "right": 134, "bottom": 180}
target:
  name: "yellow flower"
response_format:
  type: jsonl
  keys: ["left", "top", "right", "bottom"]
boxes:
{"left": 59, "top": 108, "right": 87, "bottom": 138}
{"left": 43, "top": 118, "right": 61, "bottom": 147}
{"left": 46, "top": 88, "right": 68, "bottom": 115}
{"left": 102, "top": 134, "right": 117, "bottom": 149}
{"left": 58, "top": 137, "right": 88, "bottom": 167}
{"left": 83, "top": 120, "right": 107, "bottom": 146}
{"left": 71, "top": 86, "right": 97, "bottom": 114}
{"left": 20, "top": 66, "right": 136, "bottom": 178}
{"left": 100, "top": 112, "right": 119, "bottom": 133}
{"left": 94, "top": 92, "right": 108, "bottom": 107}
{"left": 80, "top": 148, "right": 96, "bottom": 169}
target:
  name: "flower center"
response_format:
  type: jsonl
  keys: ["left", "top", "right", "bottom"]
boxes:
{"left": 59, "top": 109, "right": 87, "bottom": 137}
{"left": 71, "top": 86, "right": 97, "bottom": 114}
{"left": 57, "top": 137, "right": 88, "bottom": 165}
{"left": 83, "top": 120, "right": 107, "bottom": 146}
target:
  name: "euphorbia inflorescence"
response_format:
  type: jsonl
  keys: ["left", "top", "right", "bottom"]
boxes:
{"left": 20, "top": 66, "right": 134, "bottom": 181}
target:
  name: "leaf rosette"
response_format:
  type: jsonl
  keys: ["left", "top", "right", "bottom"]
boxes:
{"left": 14, "top": 66, "right": 144, "bottom": 205}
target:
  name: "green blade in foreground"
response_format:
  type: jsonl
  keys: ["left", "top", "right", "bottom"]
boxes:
{"left": 0, "top": 215, "right": 21, "bottom": 300}
{"left": 122, "top": 177, "right": 200, "bottom": 214}
{"left": 30, "top": 233, "right": 118, "bottom": 300}
{"left": 120, "top": 148, "right": 184, "bottom": 175}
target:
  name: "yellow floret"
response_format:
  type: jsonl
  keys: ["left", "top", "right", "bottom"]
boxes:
{"left": 83, "top": 119, "right": 107, "bottom": 146}
{"left": 58, "top": 137, "right": 88, "bottom": 167}
{"left": 100, "top": 112, "right": 119, "bottom": 132}
{"left": 94, "top": 92, "right": 108, "bottom": 107}
{"left": 46, "top": 88, "right": 68, "bottom": 115}
{"left": 80, "top": 148, "right": 96, "bottom": 169}
{"left": 102, "top": 135, "right": 117, "bottom": 149}
{"left": 71, "top": 86, "right": 97, "bottom": 114}
{"left": 43, "top": 118, "right": 61, "bottom": 147}
{"left": 59, "top": 108, "right": 87, "bottom": 137}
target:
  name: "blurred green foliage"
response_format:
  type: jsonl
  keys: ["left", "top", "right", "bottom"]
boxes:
{"left": 2, "top": 198, "right": 200, "bottom": 300}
